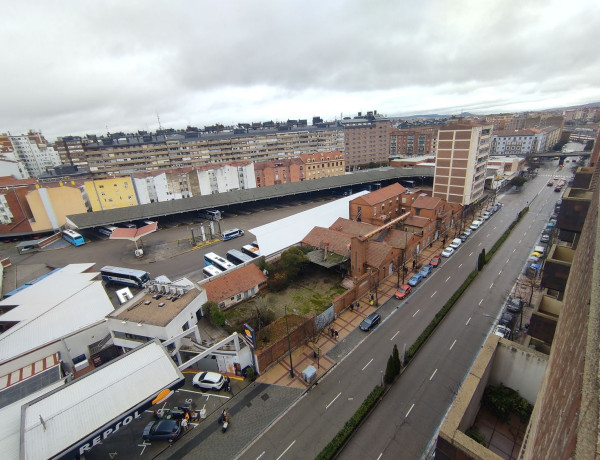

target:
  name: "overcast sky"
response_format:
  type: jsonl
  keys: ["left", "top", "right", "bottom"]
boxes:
{"left": 2, "top": 0, "right": 599, "bottom": 141}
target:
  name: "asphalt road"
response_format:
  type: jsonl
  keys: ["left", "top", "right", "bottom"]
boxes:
{"left": 237, "top": 163, "right": 567, "bottom": 460}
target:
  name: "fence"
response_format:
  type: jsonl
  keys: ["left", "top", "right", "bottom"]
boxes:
{"left": 255, "top": 316, "right": 315, "bottom": 371}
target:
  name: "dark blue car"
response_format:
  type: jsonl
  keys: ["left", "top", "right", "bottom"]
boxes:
{"left": 419, "top": 264, "right": 434, "bottom": 278}
{"left": 408, "top": 273, "right": 423, "bottom": 286}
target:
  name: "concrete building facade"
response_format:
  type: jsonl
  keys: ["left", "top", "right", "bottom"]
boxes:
{"left": 389, "top": 127, "right": 437, "bottom": 157}
{"left": 0, "top": 131, "right": 60, "bottom": 178}
{"left": 342, "top": 111, "right": 391, "bottom": 169}
{"left": 83, "top": 176, "right": 138, "bottom": 211}
{"left": 433, "top": 124, "right": 492, "bottom": 206}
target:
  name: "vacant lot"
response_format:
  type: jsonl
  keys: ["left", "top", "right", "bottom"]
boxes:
{"left": 224, "top": 266, "right": 346, "bottom": 327}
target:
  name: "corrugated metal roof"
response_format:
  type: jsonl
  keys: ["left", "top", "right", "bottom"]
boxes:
{"left": 250, "top": 191, "right": 368, "bottom": 256}
{"left": 0, "top": 264, "right": 114, "bottom": 364}
{"left": 66, "top": 167, "right": 433, "bottom": 229}
{"left": 22, "top": 340, "right": 183, "bottom": 460}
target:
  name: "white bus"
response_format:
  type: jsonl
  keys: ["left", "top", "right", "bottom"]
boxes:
{"left": 222, "top": 228, "right": 244, "bottom": 241}
{"left": 202, "top": 265, "right": 223, "bottom": 278}
{"left": 241, "top": 244, "right": 260, "bottom": 258}
{"left": 203, "top": 252, "right": 236, "bottom": 272}
{"left": 100, "top": 266, "right": 151, "bottom": 288}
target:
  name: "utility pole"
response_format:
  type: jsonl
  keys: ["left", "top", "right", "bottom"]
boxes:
{"left": 284, "top": 305, "right": 294, "bottom": 378}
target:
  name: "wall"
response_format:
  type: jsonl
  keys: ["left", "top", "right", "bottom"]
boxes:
{"left": 255, "top": 316, "right": 315, "bottom": 371}
{"left": 27, "top": 185, "right": 87, "bottom": 231}
{"left": 62, "top": 322, "right": 111, "bottom": 369}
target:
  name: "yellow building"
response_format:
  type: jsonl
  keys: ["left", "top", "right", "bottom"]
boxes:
{"left": 84, "top": 177, "right": 138, "bottom": 211}
{"left": 26, "top": 183, "right": 88, "bottom": 231}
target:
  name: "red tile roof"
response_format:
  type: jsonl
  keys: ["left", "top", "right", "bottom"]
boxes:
{"left": 352, "top": 183, "right": 406, "bottom": 206}
{"left": 302, "top": 227, "right": 351, "bottom": 255}
{"left": 404, "top": 215, "right": 431, "bottom": 228}
{"left": 365, "top": 241, "right": 393, "bottom": 267}
{"left": 203, "top": 264, "right": 267, "bottom": 303}
{"left": 412, "top": 195, "right": 441, "bottom": 210}
{"left": 384, "top": 229, "right": 417, "bottom": 249}
{"left": 328, "top": 218, "right": 379, "bottom": 236}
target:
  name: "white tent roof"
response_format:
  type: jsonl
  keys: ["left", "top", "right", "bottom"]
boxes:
{"left": 0, "top": 264, "right": 114, "bottom": 364}
{"left": 22, "top": 340, "right": 183, "bottom": 460}
{"left": 249, "top": 191, "right": 368, "bottom": 257}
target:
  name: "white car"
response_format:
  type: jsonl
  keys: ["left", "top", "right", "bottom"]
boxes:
{"left": 192, "top": 371, "right": 225, "bottom": 390}
{"left": 494, "top": 325, "right": 512, "bottom": 339}
{"left": 449, "top": 238, "right": 462, "bottom": 249}
{"left": 481, "top": 211, "right": 491, "bottom": 220}
{"left": 463, "top": 228, "right": 473, "bottom": 236}
{"left": 441, "top": 247, "right": 455, "bottom": 257}
{"left": 470, "top": 219, "right": 484, "bottom": 230}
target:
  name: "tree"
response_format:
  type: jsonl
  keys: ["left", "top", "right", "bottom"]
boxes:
{"left": 279, "top": 247, "right": 309, "bottom": 280}
{"left": 478, "top": 249, "right": 486, "bottom": 271}
{"left": 584, "top": 140, "right": 594, "bottom": 151}
{"left": 509, "top": 176, "right": 527, "bottom": 188}
{"left": 384, "top": 355, "right": 395, "bottom": 385}
{"left": 392, "top": 344, "right": 401, "bottom": 377}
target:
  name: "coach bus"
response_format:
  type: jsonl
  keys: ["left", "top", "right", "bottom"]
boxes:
{"left": 203, "top": 252, "right": 236, "bottom": 272}
{"left": 100, "top": 266, "right": 151, "bottom": 288}
{"left": 62, "top": 229, "right": 85, "bottom": 247}
{"left": 202, "top": 265, "right": 223, "bottom": 278}
{"left": 241, "top": 244, "right": 260, "bottom": 258}
{"left": 226, "top": 249, "right": 254, "bottom": 265}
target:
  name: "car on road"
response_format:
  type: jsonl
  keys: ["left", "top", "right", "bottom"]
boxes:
{"left": 449, "top": 238, "right": 462, "bottom": 249}
{"left": 481, "top": 211, "right": 491, "bottom": 220}
{"left": 463, "top": 228, "right": 473, "bottom": 237}
{"left": 493, "top": 325, "right": 512, "bottom": 339}
{"left": 540, "top": 234, "right": 550, "bottom": 243}
{"left": 360, "top": 312, "right": 381, "bottom": 331}
{"left": 430, "top": 256, "right": 441, "bottom": 267}
{"left": 499, "top": 312, "right": 515, "bottom": 328}
{"left": 192, "top": 371, "right": 225, "bottom": 391}
{"left": 408, "top": 273, "right": 424, "bottom": 286}
{"left": 547, "top": 180, "right": 554, "bottom": 186}
{"left": 470, "top": 219, "right": 484, "bottom": 230}
{"left": 459, "top": 233, "right": 469, "bottom": 242}
{"left": 419, "top": 264, "right": 434, "bottom": 278}
{"left": 394, "top": 284, "right": 412, "bottom": 300}
{"left": 506, "top": 298, "right": 523, "bottom": 313}
{"left": 441, "top": 247, "right": 455, "bottom": 257}
{"left": 142, "top": 419, "right": 181, "bottom": 442}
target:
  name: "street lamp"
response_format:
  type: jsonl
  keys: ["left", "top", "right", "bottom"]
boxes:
{"left": 284, "top": 305, "right": 294, "bottom": 378}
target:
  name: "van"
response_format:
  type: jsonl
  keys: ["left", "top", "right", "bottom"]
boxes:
{"left": 199, "top": 209, "right": 222, "bottom": 221}
{"left": 449, "top": 238, "right": 462, "bottom": 249}
{"left": 534, "top": 245, "right": 545, "bottom": 255}
{"left": 221, "top": 228, "right": 244, "bottom": 241}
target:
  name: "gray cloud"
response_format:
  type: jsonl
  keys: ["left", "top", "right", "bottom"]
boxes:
{"left": 1, "top": 0, "right": 599, "bottom": 141}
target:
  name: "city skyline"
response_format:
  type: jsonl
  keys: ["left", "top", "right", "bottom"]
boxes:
{"left": 2, "top": 0, "right": 599, "bottom": 141}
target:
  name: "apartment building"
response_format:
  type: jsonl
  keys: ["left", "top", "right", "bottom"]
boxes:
{"left": 54, "top": 136, "right": 89, "bottom": 169}
{"left": 0, "top": 131, "right": 60, "bottom": 178}
{"left": 59, "top": 126, "right": 344, "bottom": 178}
{"left": 254, "top": 158, "right": 304, "bottom": 187}
{"left": 491, "top": 129, "right": 547, "bottom": 155}
{"left": 342, "top": 111, "right": 391, "bottom": 169}
{"left": 298, "top": 150, "right": 345, "bottom": 180}
{"left": 389, "top": 127, "right": 437, "bottom": 157}
{"left": 433, "top": 123, "right": 492, "bottom": 206}
{"left": 83, "top": 176, "right": 138, "bottom": 211}
{"left": 349, "top": 183, "right": 407, "bottom": 225}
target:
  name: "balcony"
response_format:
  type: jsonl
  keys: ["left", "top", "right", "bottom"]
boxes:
{"left": 526, "top": 292, "right": 562, "bottom": 353}
{"left": 540, "top": 244, "right": 575, "bottom": 294}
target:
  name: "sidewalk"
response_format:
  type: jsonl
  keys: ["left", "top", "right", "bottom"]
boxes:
{"left": 256, "top": 237, "right": 448, "bottom": 388}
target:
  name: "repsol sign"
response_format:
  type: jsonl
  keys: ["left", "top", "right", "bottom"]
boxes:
{"left": 79, "top": 408, "right": 143, "bottom": 456}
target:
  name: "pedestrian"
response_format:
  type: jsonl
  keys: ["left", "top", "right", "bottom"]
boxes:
{"left": 370, "top": 294, "right": 374, "bottom": 306}
{"left": 330, "top": 327, "right": 334, "bottom": 337}
{"left": 153, "top": 410, "right": 160, "bottom": 420}
{"left": 181, "top": 418, "right": 188, "bottom": 431}
{"left": 355, "top": 301, "right": 359, "bottom": 311}
{"left": 349, "top": 302, "right": 353, "bottom": 311}
{"left": 335, "top": 330, "right": 339, "bottom": 340}
{"left": 412, "top": 260, "right": 416, "bottom": 270}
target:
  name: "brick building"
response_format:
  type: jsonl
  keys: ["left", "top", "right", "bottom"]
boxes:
{"left": 298, "top": 150, "right": 345, "bottom": 181}
{"left": 389, "top": 127, "right": 437, "bottom": 157}
{"left": 349, "top": 183, "right": 407, "bottom": 225}
{"left": 342, "top": 111, "right": 391, "bottom": 169}
{"left": 254, "top": 158, "right": 304, "bottom": 187}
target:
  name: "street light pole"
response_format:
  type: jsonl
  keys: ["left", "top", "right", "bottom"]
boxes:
{"left": 284, "top": 305, "right": 294, "bottom": 378}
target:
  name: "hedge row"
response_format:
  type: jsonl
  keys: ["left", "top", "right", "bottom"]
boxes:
{"left": 316, "top": 385, "right": 384, "bottom": 460}
{"left": 405, "top": 204, "right": 529, "bottom": 364}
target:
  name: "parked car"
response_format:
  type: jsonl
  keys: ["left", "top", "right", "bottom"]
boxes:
{"left": 408, "top": 273, "right": 424, "bottom": 286}
{"left": 419, "top": 264, "right": 434, "bottom": 278}
{"left": 463, "top": 228, "right": 473, "bottom": 236}
{"left": 441, "top": 247, "right": 455, "bottom": 257}
{"left": 142, "top": 419, "right": 181, "bottom": 442}
{"left": 459, "top": 233, "right": 469, "bottom": 242}
{"left": 394, "top": 284, "right": 412, "bottom": 300}
{"left": 449, "top": 238, "right": 462, "bottom": 249}
{"left": 481, "top": 211, "right": 491, "bottom": 220}
{"left": 359, "top": 312, "right": 381, "bottom": 331}
{"left": 470, "top": 219, "right": 484, "bottom": 230}
{"left": 540, "top": 234, "right": 550, "bottom": 243}
{"left": 430, "top": 255, "right": 442, "bottom": 267}
{"left": 493, "top": 325, "right": 512, "bottom": 339}
{"left": 499, "top": 312, "right": 515, "bottom": 328}
{"left": 192, "top": 371, "right": 225, "bottom": 390}
{"left": 506, "top": 298, "right": 523, "bottom": 313}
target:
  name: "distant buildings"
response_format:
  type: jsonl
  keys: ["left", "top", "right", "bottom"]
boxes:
{"left": 0, "top": 131, "right": 60, "bottom": 178}
{"left": 389, "top": 127, "right": 437, "bottom": 157}
{"left": 342, "top": 111, "right": 390, "bottom": 169}
{"left": 433, "top": 123, "right": 492, "bottom": 206}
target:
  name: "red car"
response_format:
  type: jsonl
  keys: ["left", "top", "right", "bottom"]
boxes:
{"left": 394, "top": 284, "right": 412, "bottom": 300}
{"left": 430, "top": 256, "right": 441, "bottom": 267}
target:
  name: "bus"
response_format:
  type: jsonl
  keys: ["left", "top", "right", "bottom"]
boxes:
{"left": 203, "top": 252, "right": 236, "bottom": 272}
{"left": 226, "top": 249, "right": 254, "bottom": 265}
{"left": 241, "top": 244, "right": 260, "bottom": 258}
{"left": 202, "top": 265, "right": 223, "bottom": 278}
{"left": 62, "top": 229, "right": 85, "bottom": 247}
{"left": 221, "top": 228, "right": 244, "bottom": 241}
{"left": 100, "top": 266, "right": 151, "bottom": 288}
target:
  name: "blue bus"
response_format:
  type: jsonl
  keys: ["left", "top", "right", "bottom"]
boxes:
{"left": 221, "top": 228, "right": 244, "bottom": 241}
{"left": 62, "top": 229, "right": 85, "bottom": 246}
{"left": 100, "top": 266, "right": 151, "bottom": 288}
{"left": 203, "top": 252, "right": 236, "bottom": 272}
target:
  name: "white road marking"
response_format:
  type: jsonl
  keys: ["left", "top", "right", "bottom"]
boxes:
{"left": 377, "top": 454, "right": 383, "bottom": 460}
{"left": 458, "top": 263, "right": 462, "bottom": 268}
{"left": 390, "top": 331, "right": 400, "bottom": 341}
{"left": 256, "top": 453, "right": 266, "bottom": 460}
{"left": 178, "top": 389, "right": 230, "bottom": 399}
{"left": 362, "top": 359, "right": 373, "bottom": 371}
{"left": 450, "top": 339, "right": 457, "bottom": 350}
{"left": 479, "top": 299, "right": 483, "bottom": 305}
{"left": 406, "top": 403, "right": 415, "bottom": 418}
{"left": 490, "top": 283, "right": 494, "bottom": 289}
{"left": 431, "top": 291, "right": 437, "bottom": 298}
{"left": 466, "top": 317, "right": 471, "bottom": 326}
{"left": 276, "top": 440, "right": 296, "bottom": 460}
{"left": 486, "top": 233, "right": 490, "bottom": 237}
{"left": 326, "top": 393, "right": 341, "bottom": 410}
{"left": 507, "top": 259, "right": 510, "bottom": 264}
{"left": 413, "top": 309, "right": 420, "bottom": 317}
{"left": 478, "top": 242, "right": 482, "bottom": 246}
{"left": 513, "top": 248, "right": 516, "bottom": 253}
{"left": 519, "top": 239, "right": 522, "bottom": 244}
{"left": 469, "top": 252, "right": 473, "bottom": 256}
{"left": 446, "top": 276, "right": 451, "bottom": 282}
{"left": 499, "top": 270, "right": 502, "bottom": 275}
{"left": 430, "top": 369, "right": 438, "bottom": 380}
